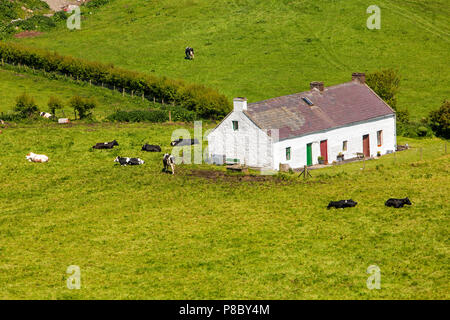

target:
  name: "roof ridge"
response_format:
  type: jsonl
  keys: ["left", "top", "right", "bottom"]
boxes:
{"left": 247, "top": 80, "right": 359, "bottom": 108}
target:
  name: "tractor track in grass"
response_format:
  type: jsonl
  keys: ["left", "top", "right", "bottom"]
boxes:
{"left": 381, "top": 1, "right": 450, "bottom": 43}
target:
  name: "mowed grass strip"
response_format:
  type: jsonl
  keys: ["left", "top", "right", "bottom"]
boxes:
{"left": 0, "top": 123, "right": 448, "bottom": 299}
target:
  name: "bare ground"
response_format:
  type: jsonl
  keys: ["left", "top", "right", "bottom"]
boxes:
{"left": 42, "top": 0, "right": 90, "bottom": 11}
{"left": 13, "top": 31, "right": 44, "bottom": 38}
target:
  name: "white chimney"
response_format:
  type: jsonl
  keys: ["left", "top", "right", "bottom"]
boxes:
{"left": 233, "top": 97, "right": 247, "bottom": 112}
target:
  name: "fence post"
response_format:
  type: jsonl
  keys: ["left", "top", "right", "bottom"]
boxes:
{"left": 142, "top": 93, "right": 144, "bottom": 101}
{"left": 445, "top": 142, "right": 447, "bottom": 154}
{"left": 420, "top": 147, "right": 423, "bottom": 161}
{"left": 131, "top": 90, "right": 134, "bottom": 98}
{"left": 169, "top": 110, "right": 172, "bottom": 122}
{"left": 1, "top": 58, "right": 3, "bottom": 66}
{"left": 153, "top": 97, "right": 155, "bottom": 104}
{"left": 89, "top": 80, "right": 92, "bottom": 86}
{"left": 162, "top": 98, "right": 164, "bottom": 104}
{"left": 122, "top": 88, "right": 125, "bottom": 97}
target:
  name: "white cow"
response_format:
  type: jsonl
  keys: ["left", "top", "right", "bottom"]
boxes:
{"left": 40, "top": 112, "right": 52, "bottom": 119}
{"left": 26, "top": 152, "right": 49, "bottom": 163}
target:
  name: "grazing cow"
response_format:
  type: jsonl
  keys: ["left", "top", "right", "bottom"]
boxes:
{"left": 40, "top": 112, "right": 52, "bottom": 118}
{"left": 26, "top": 152, "right": 49, "bottom": 163}
{"left": 385, "top": 197, "right": 412, "bottom": 208}
{"left": 93, "top": 140, "right": 119, "bottom": 149}
{"left": 142, "top": 144, "right": 161, "bottom": 152}
{"left": 327, "top": 199, "right": 358, "bottom": 209}
{"left": 163, "top": 153, "right": 175, "bottom": 174}
{"left": 185, "top": 47, "right": 194, "bottom": 60}
{"left": 170, "top": 138, "right": 199, "bottom": 146}
{"left": 114, "top": 156, "right": 144, "bottom": 166}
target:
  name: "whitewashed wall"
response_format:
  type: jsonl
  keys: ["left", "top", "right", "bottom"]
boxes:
{"left": 273, "top": 114, "right": 396, "bottom": 169}
{"left": 207, "top": 110, "right": 273, "bottom": 167}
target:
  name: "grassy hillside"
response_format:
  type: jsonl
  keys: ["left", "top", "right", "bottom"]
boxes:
{"left": 0, "top": 123, "right": 448, "bottom": 299}
{"left": 14, "top": 0, "right": 450, "bottom": 119}
{"left": 0, "top": 68, "right": 155, "bottom": 118}
{"left": 0, "top": 0, "right": 50, "bottom": 24}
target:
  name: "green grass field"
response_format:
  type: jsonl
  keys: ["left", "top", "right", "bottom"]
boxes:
{"left": 0, "top": 0, "right": 449, "bottom": 300}
{"left": 0, "top": 123, "right": 448, "bottom": 299}
{"left": 0, "top": 68, "right": 155, "bottom": 118}
{"left": 14, "top": 0, "right": 450, "bottom": 120}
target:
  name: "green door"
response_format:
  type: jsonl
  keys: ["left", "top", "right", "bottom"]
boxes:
{"left": 306, "top": 143, "right": 312, "bottom": 166}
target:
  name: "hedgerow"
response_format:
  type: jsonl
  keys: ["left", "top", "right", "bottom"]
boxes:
{"left": 106, "top": 106, "right": 197, "bottom": 123}
{"left": 0, "top": 42, "right": 231, "bottom": 119}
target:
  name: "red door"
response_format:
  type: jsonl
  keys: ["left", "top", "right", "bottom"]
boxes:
{"left": 363, "top": 134, "right": 370, "bottom": 157}
{"left": 320, "top": 140, "right": 328, "bottom": 164}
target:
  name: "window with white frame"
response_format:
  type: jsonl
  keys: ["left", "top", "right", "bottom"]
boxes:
{"left": 286, "top": 147, "right": 291, "bottom": 160}
{"left": 343, "top": 140, "right": 348, "bottom": 151}
{"left": 232, "top": 121, "right": 239, "bottom": 131}
{"left": 377, "top": 130, "right": 383, "bottom": 146}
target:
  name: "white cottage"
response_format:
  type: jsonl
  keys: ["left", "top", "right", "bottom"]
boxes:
{"left": 207, "top": 73, "right": 396, "bottom": 170}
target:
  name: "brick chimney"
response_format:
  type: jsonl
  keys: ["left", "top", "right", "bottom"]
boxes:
{"left": 233, "top": 97, "right": 247, "bottom": 112}
{"left": 310, "top": 81, "right": 324, "bottom": 92}
{"left": 352, "top": 72, "right": 365, "bottom": 84}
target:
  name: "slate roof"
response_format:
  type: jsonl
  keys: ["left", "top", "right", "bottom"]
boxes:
{"left": 244, "top": 80, "right": 395, "bottom": 140}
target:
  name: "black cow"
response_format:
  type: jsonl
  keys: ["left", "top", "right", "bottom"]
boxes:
{"left": 171, "top": 138, "right": 199, "bottom": 146}
{"left": 385, "top": 197, "right": 412, "bottom": 208}
{"left": 93, "top": 140, "right": 119, "bottom": 149}
{"left": 142, "top": 144, "right": 161, "bottom": 152}
{"left": 114, "top": 156, "right": 144, "bottom": 166}
{"left": 185, "top": 47, "right": 194, "bottom": 60}
{"left": 327, "top": 199, "right": 358, "bottom": 209}
{"left": 163, "top": 153, "right": 175, "bottom": 174}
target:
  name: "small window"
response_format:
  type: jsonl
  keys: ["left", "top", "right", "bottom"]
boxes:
{"left": 286, "top": 147, "right": 291, "bottom": 160}
{"left": 377, "top": 130, "right": 383, "bottom": 146}
{"left": 302, "top": 97, "right": 314, "bottom": 106}
{"left": 343, "top": 140, "right": 348, "bottom": 151}
{"left": 232, "top": 121, "right": 239, "bottom": 131}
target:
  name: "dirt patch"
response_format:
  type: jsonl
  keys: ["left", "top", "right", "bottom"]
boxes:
{"left": 42, "top": 0, "right": 92, "bottom": 11}
{"left": 188, "top": 169, "right": 286, "bottom": 183}
{"left": 14, "top": 31, "right": 44, "bottom": 38}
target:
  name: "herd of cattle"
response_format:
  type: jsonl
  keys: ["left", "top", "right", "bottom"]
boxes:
{"left": 24, "top": 137, "right": 412, "bottom": 208}
{"left": 25, "top": 138, "right": 185, "bottom": 174}
{"left": 327, "top": 197, "right": 412, "bottom": 209}
{"left": 91, "top": 139, "right": 177, "bottom": 173}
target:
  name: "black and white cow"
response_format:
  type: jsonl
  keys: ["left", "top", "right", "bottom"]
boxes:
{"left": 327, "top": 199, "right": 358, "bottom": 209}
{"left": 114, "top": 156, "right": 144, "bottom": 166}
{"left": 170, "top": 138, "right": 199, "bottom": 146}
{"left": 385, "top": 197, "right": 412, "bottom": 208}
{"left": 93, "top": 140, "right": 119, "bottom": 149}
{"left": 40, "top": 112, "right": 52, "bottom": 118}
{"left": 163, "top": 153, "right": 175, "bottom": 174}
{"left": 142, "top": 144, "right": 161, "bottom": 152}
{"left": 185, "top": 47, "right": 194, "bottom": 60}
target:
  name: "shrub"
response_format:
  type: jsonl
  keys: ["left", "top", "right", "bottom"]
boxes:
{"left": 48, "top": 96, "right": 63, "bottom": 117}
{"left": 69, "top": 96, "right": 97, "bottom": 119}
{"left": 396, "top": 108, "right": 410, "bottom": 124}
{"left": 366, "top": 69, "right": 400, "bottom": 110}
{"left": 14, "top": 93, "right": 38, "bottom": 118}
{"left": 428, "top": 101, "right": 450, "bottom": 139}
{"left": 106, "top": 107, "right": 197, "bottom": 123}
